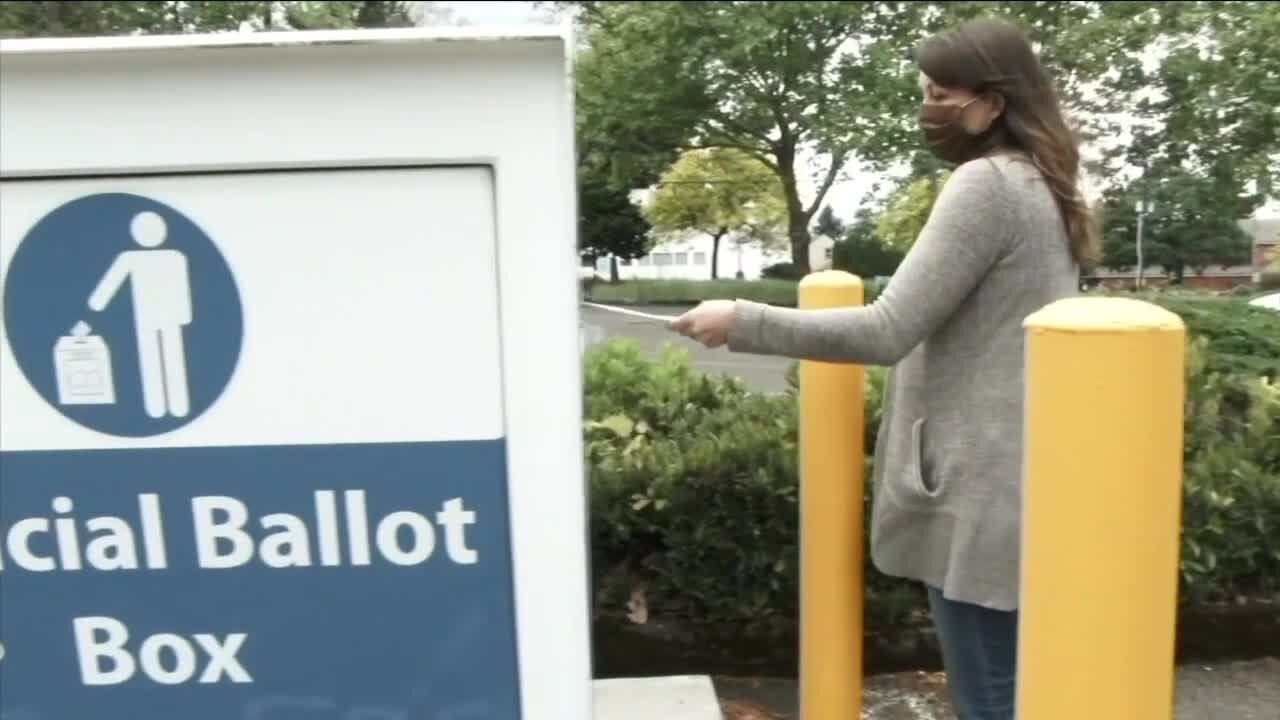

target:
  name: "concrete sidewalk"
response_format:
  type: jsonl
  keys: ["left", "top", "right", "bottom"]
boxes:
{"left": 595, "top": 676, "right": 722, "bottom": 720}
{"left": 714, "top": 656, "right": 1280, "bottom": 719}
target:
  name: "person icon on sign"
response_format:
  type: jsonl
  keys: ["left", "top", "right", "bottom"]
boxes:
{"left": 88, "top": 211, "right": 193, "bottom": 419}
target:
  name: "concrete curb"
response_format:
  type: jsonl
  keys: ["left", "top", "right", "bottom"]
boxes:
{"left": 594, "top": 675, "right": 722, "bottom": 720}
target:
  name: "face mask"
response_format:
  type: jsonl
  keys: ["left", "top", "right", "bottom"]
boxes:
{"left": 919, "top": 96, "right": 989, "bottom": 164}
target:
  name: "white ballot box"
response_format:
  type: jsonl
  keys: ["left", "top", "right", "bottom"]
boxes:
{"left": 1, "top": 26, "right": 589, "bottom": 720}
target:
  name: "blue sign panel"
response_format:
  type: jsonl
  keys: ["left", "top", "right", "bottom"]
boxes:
{"left": 1, "top": 189, "right": 522, "bottom": 719}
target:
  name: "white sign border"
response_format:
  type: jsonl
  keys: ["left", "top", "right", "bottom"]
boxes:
{"left": 0, "top": 27, "right": 591, "bottom": 720}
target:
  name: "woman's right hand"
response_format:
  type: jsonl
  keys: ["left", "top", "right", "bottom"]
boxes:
{"left": 670, "top": 300, "right": 736, "bottom": 349}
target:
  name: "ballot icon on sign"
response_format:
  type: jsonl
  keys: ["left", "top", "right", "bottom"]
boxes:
{"left": 4, "top": 193, "right": 242, "bottom": 438}
{"left": 87, "top": 210, "right": 194, "bottom": 419}
{"left": 53, "top": 321, "right": 117, "bottom": 406}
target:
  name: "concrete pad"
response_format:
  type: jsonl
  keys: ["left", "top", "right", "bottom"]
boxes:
{"left": 594, "top": 675, "right": 723, "bottom": 720}
{"left": 714, "top": 657, "right": 1280, "bottom": 719}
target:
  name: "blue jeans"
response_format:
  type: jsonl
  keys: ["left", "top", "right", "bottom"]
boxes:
{"left": 927, "top": 586, "right": 1019, "bottom": 720}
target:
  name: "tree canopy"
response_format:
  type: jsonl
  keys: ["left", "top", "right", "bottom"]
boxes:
{"left": 1096, "top": 2, "right": 1279, "bottom": 200}
{"left": 565, "top": 1, "right": 932, "bottom": 272}
{"left": 1101, "top": 167, "right": 1254, "bottom": 282}
{"left": 0, "top": 1, "right": 419, "bottom": 36}
{"left": 874, "top": 172, "right": 949, "bottom": 253}
{"left": 813, "top": 206, "right": 845, "bottom": 240}
{"left": 566, "top": 0, "right": 1279, "bottom": 276}
{"left": 834, "top": 209, "right": 905, "bottom": 278}
{"left": 579, "top": 169, "right": 652, "bottom": 282}
{"left": 643, "top": 148, "right": 786, "bottom": 279}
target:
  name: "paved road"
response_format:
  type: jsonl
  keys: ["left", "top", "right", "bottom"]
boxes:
{"left": 715, "top": 656, "right": 1280, "bottom": 719}
{"left": 580, "top": 304, "right": 794, "bottom": 393}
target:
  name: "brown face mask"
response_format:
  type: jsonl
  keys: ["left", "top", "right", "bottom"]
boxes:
{"left": 919, "top": 96, "right": 991, "bottom": 165}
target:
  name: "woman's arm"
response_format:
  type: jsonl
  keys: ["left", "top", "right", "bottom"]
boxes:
{"left": 726, "top": 158, "right": 1017, "bottom": 365}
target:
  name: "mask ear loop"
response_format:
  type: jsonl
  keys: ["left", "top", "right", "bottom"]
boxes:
{"left": 958, "top": 91, "right": 1007, "bottom": 137}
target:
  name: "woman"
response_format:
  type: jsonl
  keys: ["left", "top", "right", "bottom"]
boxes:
{"left": 670, "top": 18, "right": 1100, "bottom": 720}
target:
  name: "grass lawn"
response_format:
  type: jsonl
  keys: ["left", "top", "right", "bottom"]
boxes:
{"left": 587, "top": 278, "right": 802, "bottom": 306}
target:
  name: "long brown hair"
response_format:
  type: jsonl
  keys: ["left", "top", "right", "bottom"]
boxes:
{"left": 915, "top": 18, "right": 1101, "bottom": 267}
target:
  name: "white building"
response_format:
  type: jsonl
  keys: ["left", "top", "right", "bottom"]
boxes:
{"left": 591, "top": 229, "right": 791, "bottom": 281}
{"left": 809, "top": 233, "right": 836, "bottom": 272}
{"left": 587, "top": 187, "right": 792, "bottom": 280}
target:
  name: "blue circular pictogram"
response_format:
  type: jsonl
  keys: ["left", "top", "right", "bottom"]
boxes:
{"left": 3, "top": 193, "right": 243, "bottom": 437}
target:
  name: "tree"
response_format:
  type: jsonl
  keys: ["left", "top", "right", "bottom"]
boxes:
{"left": 409, "top": 1, "right": 462, "bottom": 26}
{"left": 1102, "top": 167, "right": 1254, "bottom": 283}
{"left": 1004, "top": 1, "right": 1280, "bottom": 214}
{"left": 834, "top": 208, "right": 905, "bottom": 278}
{"left": 565, "top": 1, "right": 933, "bottom": 274}
{"left": 579, "top": 168, "right": 652, "bottom": 283}
{"left": 813, "top": 206, "right": 845, "bottom": 240}
{"left": 874, "top": 171, "right": 950, "bottom": 252}
{"left": 564, "top": 1, "right": 1280, "bottom": 266}
{"left": 643, "top": 148, "right": 786, "bottom": 279}
{"left": 265, "top": 2, "right": 414, "bottom": 30}
{"left": 0, "top": 1, "right": 257, "bottom": 36}
{"left": 0, "top": 0, "right": 414, "bottom": 37}
{"left": 1091, "top": 2, "right": 1280, "bottom": 202}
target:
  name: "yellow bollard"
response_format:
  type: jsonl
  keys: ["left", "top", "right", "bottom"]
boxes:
{"left": 1018, "top": 296, "right": 1186, "bottom": 719}
{"left": 797, "top": 270, "right": 865, "bottom": 720}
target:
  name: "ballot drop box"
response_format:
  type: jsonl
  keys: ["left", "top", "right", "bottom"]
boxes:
{"left": 0, "top": 27, "right": 590, "bottom": 720}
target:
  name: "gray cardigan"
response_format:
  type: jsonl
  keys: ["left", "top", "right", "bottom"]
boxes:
{"left": 727, "top": 154, "right": 1080, "bottom": 611}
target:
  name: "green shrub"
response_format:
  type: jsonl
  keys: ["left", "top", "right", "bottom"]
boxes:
{"left": 584, "top": 341, "right": 801, "bottom": 622}
{"left": 761, "top": 262, "right": 806, "bottom": 281}
{"left": 1179, "top": 338, "right": 1280, "bottom": 603}
{"left": 587, "top": 276, "right": 887, "bottom": 309}
{"left": 585, "top": 343, "right": 923, "bottom": 629}
{"left": 584, "top": 313, "right": 1280, "bottom": 628}
{"left": 1138, "top": 292, "right": 1280, "bottom": 380}
{"left": 832, "top": 235, "right": 905, "bottom": 279}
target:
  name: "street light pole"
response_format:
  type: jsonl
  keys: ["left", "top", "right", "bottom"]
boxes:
{"left": 1135, "top": 196, "right": 1153, "bottom": 290}
{"left": 1135, "top": 205, "right": 1145, "bottom": 290}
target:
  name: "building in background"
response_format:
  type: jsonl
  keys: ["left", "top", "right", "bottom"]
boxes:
{"left": 809, "top": 233, "right": 836, "bottom": 272}
{"left": 1244, "top": 216, "right": 1279, "bottom": 282}
{"left": 584, "top": 185, "right": 792, "bottom": 281}
{"left": 591, "top": 230, "right": 790, "bottom": 281}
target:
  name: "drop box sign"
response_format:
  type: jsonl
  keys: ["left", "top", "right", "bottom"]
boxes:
{"left": 1, "top": 166, "right": 526, "bottom": 718}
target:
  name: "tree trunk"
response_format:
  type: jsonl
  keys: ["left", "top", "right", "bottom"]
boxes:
{"left": 609, "top": 255, "right": 620, "bottom": 283}
{"left": 787, "top": 210, "right": 810, "bottom": 275}
{"left": 774, "top": 143, "right": 810, "bottom": 273}
{"left": 710, "top": 228, "right": 727, "bottom": 280}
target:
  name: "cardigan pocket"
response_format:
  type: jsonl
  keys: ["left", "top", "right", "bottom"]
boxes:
{"left": 888, "top": 417, "right": 945, "bottom": 507}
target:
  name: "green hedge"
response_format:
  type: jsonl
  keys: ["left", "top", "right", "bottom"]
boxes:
{"left": 1125, "top": 290, "right": 1280, "bottom": 380}
{"left": 584, "top": 294, "right": 1280, "bottom": 628}
{"left": 585, "top": 277, "right": 889, "bottom": 308}
{"left": 586, "top": 279, "right": 800, "bottom": 307}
